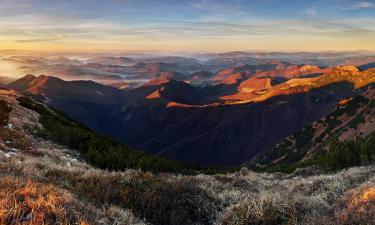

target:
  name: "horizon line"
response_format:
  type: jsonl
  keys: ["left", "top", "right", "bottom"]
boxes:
{"left": 1, "top": 49, "right": 375, "bottom": 56}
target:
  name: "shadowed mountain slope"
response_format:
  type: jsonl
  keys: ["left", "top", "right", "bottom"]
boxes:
{"left": 253, "top": 87, "right": 375, "bottom": 170}
{"left": 7, "top": 67, "right": 375, "bottom": 165}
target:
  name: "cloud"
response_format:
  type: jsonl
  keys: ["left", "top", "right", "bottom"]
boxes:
{"left": 0, "top": 0, "right": 374, "bottom": 51}
{"left": 3, "top": 16, "right": 375, "bottom": 43}
{"left": 341, "top": 1, "right": 375, "bottom": 10}
{"left": 192, "top": 0, "right": 242, "bottom": 13}
{"left": 304, "top": 8, "right": 317, "bottom": 17}
{"left": 16, "top": 34, "right": 64, "bottom": 43}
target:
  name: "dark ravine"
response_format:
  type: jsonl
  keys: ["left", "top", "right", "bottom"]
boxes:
{"left": 109, "top": 87, "right": 341, "bottom": 165}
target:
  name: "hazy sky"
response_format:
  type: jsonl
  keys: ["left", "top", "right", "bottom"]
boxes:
{"left": 1, "top": 0, "right": 375, "bottom": 52}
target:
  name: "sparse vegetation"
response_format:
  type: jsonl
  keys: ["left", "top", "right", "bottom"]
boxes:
{"left": 0, "top": 100, "right": 11, "bottom": 126}
{"left": 0, "top": 99, "right": 33, "bottom": 153}
{"left": 347, "top": 114, "right": 365, "bottom": 129}
{"left": 254, "top": 126, "right": 317, "bottom": 169}
{"left": 1, "top": 142, "right": 219, "bottom": 225}
{"left": 323, "top": 140, "right": 361, "bottom": 170}
{"left": 43, "top": 168, "right": 218, "bottom": 225}
{"left": 310, "top": 131, "right": 374, "bottom": 172}
{"left": 0, "top": 127, "right": 33, "bottom": 151}
{"left": 254, "top": 91, "right": 375, "bottom": 174}
{"left": 294, "top": 125, "right": 315, "bottom": 149}
{"left": 262, "top": 131, "right": 375, "bottom": 173}
{"left": 2, "top": 139, "right": 375, "bottom": 225}
{"left": 0, "top": 177, "right": 91, "bottom": 225}
{"left": 369, "top": 99, "right": 375, "bottom": 108}
{"left": 321, "top": 95, "right": 369, "bottom": 134}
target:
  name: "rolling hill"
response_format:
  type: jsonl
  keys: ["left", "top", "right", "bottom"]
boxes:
{"left": 8, "top": 65, "right": 375, "bottom": 165}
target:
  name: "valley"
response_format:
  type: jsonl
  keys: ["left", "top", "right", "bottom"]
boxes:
{"left": 6, "top": 57, "right": 375, "bottom": 166}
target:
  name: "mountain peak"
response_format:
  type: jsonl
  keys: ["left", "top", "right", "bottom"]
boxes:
{"left": 8, "top": 74, "right": 38, "bottom": 91}
{"left": 221, "top": 72, "right": 247, "bottom": 85}
{"left": 335, "top": 65, "right": 359, "bottom": 73}
{"left": 22, "top": 74, "right": 37, "bottom": 80}
{"left": 143, "top": 77, "right": 170, "bottom": 86}
{"left": 300, "top": 64, "right": 320, "bottom": 72}
{"left": 145, "top": 90, "right": 161, "bottom": 99}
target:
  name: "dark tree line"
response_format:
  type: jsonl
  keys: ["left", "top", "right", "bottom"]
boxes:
{"left": 18, "top": 97, "right": 231, "bottom": 174}
{"left": 322, "top": 133, "right": 375, "bottom": 170}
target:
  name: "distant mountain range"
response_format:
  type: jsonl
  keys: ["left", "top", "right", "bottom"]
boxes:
{"left": 7, "top": 61, "right": 375, "bottom": 166}
{"left": 2, "top": 51, "right": 375, "bottom": 87}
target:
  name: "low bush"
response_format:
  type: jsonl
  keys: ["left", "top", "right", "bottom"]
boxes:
{"left": 347, "top": 114, "right": 365, "bottom": 129}
{"left": 219, "top": 200, "right": 292, "bottom": 225}
{"left": 323, "top": 140, "right": 361, "bottom": 170}
{"left": 294, "top": 125, "right": 315, "bottom": 149}
{"left": 0, "top": 100, "right": 11, "bottom": 126}
{"left": 0, "top": 127, "right": 33, "bottom": 151}
{"left": 319, "top": 132, "right": 375, "bottom": 171}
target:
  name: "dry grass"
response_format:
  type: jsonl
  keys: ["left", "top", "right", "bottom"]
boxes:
{"left": 194, "top": 167, "right": 375, "bottom": 225}
{"left": 323, "top": 182, "right": 375, "bottom": 225}
{"left": 0, "top": 96, "right": 147, "bottom": 225}
{"left": 0, "top": 127, "right": 34, "bottom": 151}
{"left": 0, "top": 175, "right": 147, "bottom": 225}
{"left": 0, "top": 176, "right": 90, "bottom": 225}
{"left": 2, "top": 144, "right": 217, "bottom": 225}
{"left": 5, "top": 142, "right": 375, "bottom": 225}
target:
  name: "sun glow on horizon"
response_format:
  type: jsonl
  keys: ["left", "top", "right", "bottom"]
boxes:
{"left": 1, "top": 0, "right": 375, "bottom": 53}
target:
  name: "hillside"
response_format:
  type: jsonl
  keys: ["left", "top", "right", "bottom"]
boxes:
{"left": 8, "top": 75, "right": 125, "bottom": 132}
{"left": 0, "top": 89, "right": 373, "bottom": 224}
{"left": 253, "top": 87, "right": 375, "bottom": 172}
{"left": 254, "top": 64, "right": 324, "bottom": 79}
{"left": 220, "top": 66, "right": 375, "bottom": 104}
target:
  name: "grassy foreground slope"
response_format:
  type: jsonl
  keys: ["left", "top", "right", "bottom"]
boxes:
{"left": 2, "top": 140, "right": 375, "bottom": 225}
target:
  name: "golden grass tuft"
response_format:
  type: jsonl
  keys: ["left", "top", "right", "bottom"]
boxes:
{"left": 359, "top": 187, "right": 375, "bottom": 202}
{"left": 325, "top": 185, "right": 375, "bottom": 225}
{"left": 0, "top": 176, "right": 90, "bottom": 225}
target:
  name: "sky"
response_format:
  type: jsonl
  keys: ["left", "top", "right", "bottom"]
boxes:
{"left": 0, "top": 0, "right": 375, "bottom": 53}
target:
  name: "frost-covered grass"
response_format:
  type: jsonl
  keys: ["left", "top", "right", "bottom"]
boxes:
{"left": 2, "top": 140, "right": 374, "bottom": 225}
{"left": 0, "top": 142, "right": 147, "bottom": 225}
{"left": 196, "top": 167, "right": 375, "bottom": 225}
